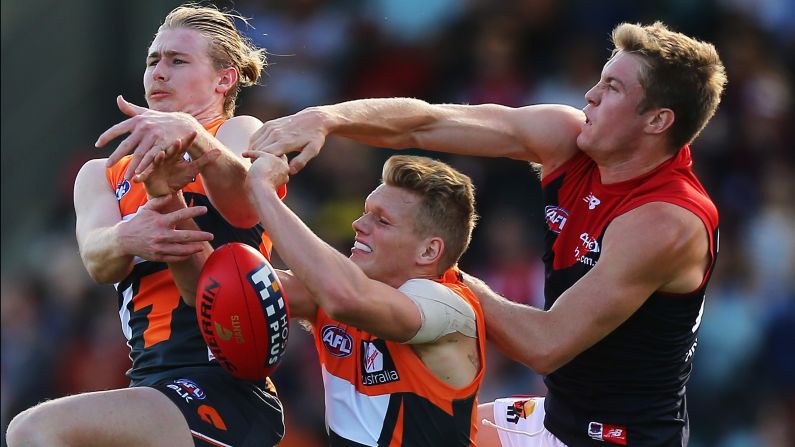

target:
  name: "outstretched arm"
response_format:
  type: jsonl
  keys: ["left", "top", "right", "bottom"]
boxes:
{"left": 244, "top": 153, "right": 422, "bottom": 341}
{"left": 249, "top": 98, "right": 584, "bottom": 174}
{"left": 464, "top": 202, "right": 710, "bottom": 374}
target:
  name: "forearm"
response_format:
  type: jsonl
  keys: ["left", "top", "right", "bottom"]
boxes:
{"left": 275, "top": 270, "right": 318, "bottom": 320}
{"left": 169, "top": 245, "right": 211, "bottom": 307}
{"left": 156, "top": 192, "right": 212, "bottom": 306}
{"left": 190, "top": 130, "right": 259, "bottom": 228}
{"left": 471, "top": 280, "right": 567, "bottom": 375}
{"left": 247, "top": 184, "right": 367, "bottom": 313}
{"left": 316, "top": 98, "right": 439, "bottom": 148}
{"left": 79, "top": 224, "right": 135, "bottom": 284}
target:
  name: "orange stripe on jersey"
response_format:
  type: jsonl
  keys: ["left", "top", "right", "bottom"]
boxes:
{"left": 390, "top": 403, "right": 405, "bottom": 445}
{"left": 133, "top": 269, "right": 181, "bottom": 347}
{"left": 204, "top": 118, "right": 225, "bottom": 136}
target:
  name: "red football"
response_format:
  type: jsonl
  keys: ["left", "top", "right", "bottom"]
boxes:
{"left": 196, "top": 243, "right": 290, "bottom": 381}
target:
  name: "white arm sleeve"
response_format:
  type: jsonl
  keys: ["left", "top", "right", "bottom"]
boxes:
{"left": 398, "top": 278, "right": 477, "bottom": 344}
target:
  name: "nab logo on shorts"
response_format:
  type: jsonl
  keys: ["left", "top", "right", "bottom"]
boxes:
{"left": 115, "top": 180, "right": 131, "bottom": 200}
{"left": 167, "top": 378, "right": 207, "bottom": 403}
{"left": 321, "top": 325, "right": 353, "bottom": 357}
{"left": 361, "top": 340, "right": 399, "bottom": 386}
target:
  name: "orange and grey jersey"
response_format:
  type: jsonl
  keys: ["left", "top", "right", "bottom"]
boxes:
{"left": 540, "top": 146, "right": 719, "bottom": 446}
{"left": 107, "top": 118, "right": 286, "bottom": 385}
{"left": 313, "top": 269, "right": 486, "bottom": 446}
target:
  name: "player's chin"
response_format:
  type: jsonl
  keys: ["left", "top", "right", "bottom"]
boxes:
{"left": 349, "top": 253, "right": 371, "bottom": 271}
{"left": 146, "top": 97, "right": 177, "bottom": 112}
{"left": 575, "top": 132, "right": 592, "bottom": 151}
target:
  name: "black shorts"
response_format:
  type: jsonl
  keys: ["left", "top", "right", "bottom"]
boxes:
{"left": 147, "top": 368, "right": 285, "bottom": 447}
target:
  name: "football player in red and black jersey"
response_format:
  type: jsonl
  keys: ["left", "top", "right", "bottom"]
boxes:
{"left": 247, "top": 21, "right": 726, "bottom": 447}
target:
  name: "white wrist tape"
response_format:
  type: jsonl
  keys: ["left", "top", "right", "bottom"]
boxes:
{"left": 398, "top": 279, "right": 477, "bottom": 344}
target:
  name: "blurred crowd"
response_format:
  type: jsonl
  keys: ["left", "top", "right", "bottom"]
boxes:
{"left": 2, "top": 1, "right": 793, "bottom": 446}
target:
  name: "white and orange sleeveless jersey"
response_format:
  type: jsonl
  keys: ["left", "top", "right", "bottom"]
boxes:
{"left": 312, "top": 268, "right": 486, "bottom": 446}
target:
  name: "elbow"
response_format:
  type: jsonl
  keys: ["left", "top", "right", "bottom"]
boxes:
{"left": 86, "top": 266, "right": 125, "bottom": 285}
{"left": 527, "top": 357, "right": 558, "bottom": 376}
{"left": 221, "top": 199, "right": 260, "bottom": 228}
{"left": 517, "top": 344, "right": 568, "bottom": 376}
{"left": 82, "top": 257, "right": 130, "bottom": 285}
{"left": 226, "top": 212, "right": 261, "bottom": 229}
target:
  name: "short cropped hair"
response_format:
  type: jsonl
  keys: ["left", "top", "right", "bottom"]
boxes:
{"left": 382, "top": 155, "right": 478, "bottom": 273}
{"left": 611, "top": 22, "right": 727, "bottom": 149}
{"left": 160, "top": 3, "right": 266, "bottom": 118}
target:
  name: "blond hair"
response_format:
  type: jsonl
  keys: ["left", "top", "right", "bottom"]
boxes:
{"left": 611, "top": 22, "right": 727, "bottom": 149}
{"left": 160, "top": 3, "right": 265, "bottom": 118}
{"left": 382, "top": 155, "right": 478, "bottom": 273}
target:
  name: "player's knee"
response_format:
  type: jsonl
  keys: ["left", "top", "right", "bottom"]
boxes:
{"left": 7, "top": 404, "right": 66, "bottom": 447}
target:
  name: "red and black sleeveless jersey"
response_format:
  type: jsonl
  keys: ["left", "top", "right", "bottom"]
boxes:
{"left": 540, "top": 147, "right": 718, "bottom": 446}
{"left": 106, "top": 119, "right": 286, "bottom": 385}
{"left": 313, "top": 269, "right": 486, "bottom": 446}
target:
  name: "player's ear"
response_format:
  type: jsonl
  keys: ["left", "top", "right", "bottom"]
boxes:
{"left": 216, "top": 67, "right": 238, "bottom": 95}
{"left": 646, "top": 107, "right": 674, "bottom": 135}
{"left": 417, "top": 237, "right": 444, "bottom": 266}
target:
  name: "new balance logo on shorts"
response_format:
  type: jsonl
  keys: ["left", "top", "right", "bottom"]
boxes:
{"left": 588, "top": 421, "right": 627, "bottom": 445}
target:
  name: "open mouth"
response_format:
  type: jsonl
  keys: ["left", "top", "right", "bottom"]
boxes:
{"left": 353, "top": 240, "right": 372, "bottom": 253}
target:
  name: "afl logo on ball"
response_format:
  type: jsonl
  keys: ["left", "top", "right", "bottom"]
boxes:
{"left": 321, "top": 325, "right": 353, "bottom": 357}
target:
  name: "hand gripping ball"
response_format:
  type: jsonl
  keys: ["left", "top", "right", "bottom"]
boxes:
{"left": 196, "top": 243, "right": 290, "bottom": 380}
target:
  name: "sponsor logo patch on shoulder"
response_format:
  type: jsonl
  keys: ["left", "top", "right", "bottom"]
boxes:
{"left": 544, "top": 206, "right": 569, "bottom": 233}
{"left": 321, "top": 325, "right": 353, "bottom": 357}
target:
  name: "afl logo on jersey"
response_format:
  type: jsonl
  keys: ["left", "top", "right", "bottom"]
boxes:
{"left": 115, "top": 180, "right": 131, "bottom": 200}
{"left": 545, "top": 206, "right": 569, "bottom": 233}
{"left": 321, "top": 325, "right": 353, "bottom": 357}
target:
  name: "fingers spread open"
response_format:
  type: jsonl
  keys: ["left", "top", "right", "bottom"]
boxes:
{"left": 98, "top": 118, "right": 136, "bottom": 152}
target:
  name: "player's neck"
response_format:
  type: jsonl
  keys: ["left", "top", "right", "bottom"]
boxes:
{"left": 596, "top": 141, "right": 675, "bottom": 184}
